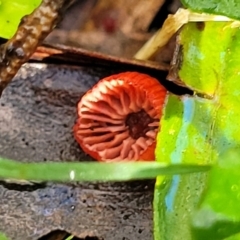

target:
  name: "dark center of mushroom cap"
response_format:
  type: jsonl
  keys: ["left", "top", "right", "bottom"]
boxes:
{"left": 126, "top": 109, "right": 155, "bottom": 139}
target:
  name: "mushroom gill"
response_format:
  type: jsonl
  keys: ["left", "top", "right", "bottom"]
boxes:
{"left": 73, "top": 72, "right": 167, "bottom": 162}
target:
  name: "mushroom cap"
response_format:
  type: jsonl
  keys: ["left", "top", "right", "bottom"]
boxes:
{"left": 73, "top": 72, "right": 167, "bottom": 162}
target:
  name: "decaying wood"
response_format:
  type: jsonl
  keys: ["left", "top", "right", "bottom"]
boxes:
{"left": 46, "top": 29, "right": 147, "bottom": 58}
{"left": 0, "top": 0, "right": 73, "bottom": 96}
{"left": 31, "top": 43, "right": 169, "bottom": 72}
{"left": 0, "top": 64, "right": 154, "bottom": 240}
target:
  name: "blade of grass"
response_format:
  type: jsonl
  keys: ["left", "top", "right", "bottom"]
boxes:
{"left": 0, "top": 157, "right": 210, "bottom": 182}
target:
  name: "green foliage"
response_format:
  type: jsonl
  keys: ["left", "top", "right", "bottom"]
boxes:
{"left": 1, "top": 1, "right": 240, "bottom": 240}
{"left": 65, "top": 235, "right": 74, "bottom": 240}
{"left": 192, "top": 148, "right": 240, "bottom": 240}
{"left": 181, "top": 0, "right": 240, "bottom": 20}
{"left": 154, "top": 21, "right": 240, "bottom": 240}
{"left": 0, "top": 0, "right": 41, "bottom": 39}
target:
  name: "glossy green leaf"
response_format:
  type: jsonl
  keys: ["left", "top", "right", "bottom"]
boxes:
{"left": 0, "top": 0, "right": 41, "bottom": 39}
{"left": 154, "top": 95, "right": 214, "bottom": 240}
{"left": 154, "top": 22, "right": 240, "bottom": 240}
{"left": 191, "top": 148, "right": 240, "bottom": 240}
{"left": 181, "top": 0, "right": 240, "bottom": 20}
{"left": 0, "top": 157, "right": 209, "bottom": 182}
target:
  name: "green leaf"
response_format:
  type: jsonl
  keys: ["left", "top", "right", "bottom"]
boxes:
{"left": 191, "top": 148, "right": 240, "bottom": 240}
{"left": 181, "top": 0, "right": 240, "bottom": 20}
{"left": 154, "top": 94, "right": 214, "bottom": 240}
{"left": 154, "top": 22, "right": 240, "bottom": 240}
{"left": 0, "top": 232, "right": 8, "bottom": 240}
{"left": 65, "top": 235, "right": 74, "bottom": 240}
{"left": 0, "top": 157, "right": 209, "bottom": 182}
{"left": 0, "top": 0, "right": 41, "bottom": 39}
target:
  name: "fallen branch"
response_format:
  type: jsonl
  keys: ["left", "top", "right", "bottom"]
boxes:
{"left": 0, "top": 0, "right": 74, "bottom": 96}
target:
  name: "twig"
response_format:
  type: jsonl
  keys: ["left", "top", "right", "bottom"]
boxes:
{"left": 0, "top": 0, "right": 74, "bottom": 96}
{"left": 134, "top": 8, "right": 239, "bottom": 60}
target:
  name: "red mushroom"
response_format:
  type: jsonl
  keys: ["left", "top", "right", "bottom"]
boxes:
{"left": 73, "top": 72, "right": 167, "bottom": 162}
